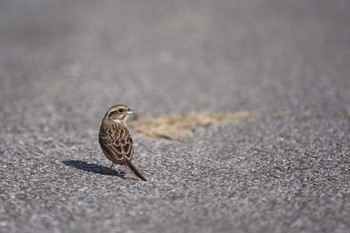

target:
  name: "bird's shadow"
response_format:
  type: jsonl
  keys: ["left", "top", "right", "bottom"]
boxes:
{"left": 63, "top": 160, "right": 126, "bottom": 179}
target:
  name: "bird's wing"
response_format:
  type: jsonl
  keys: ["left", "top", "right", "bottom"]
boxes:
{"left": 99, "top": 135, "right": 134, "bottom": 162}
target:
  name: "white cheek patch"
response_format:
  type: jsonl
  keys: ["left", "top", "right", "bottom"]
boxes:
{"left": 113, "top": 119, "right": 122, "bottom": 124}
{"left": 122, "top": 115, "right": 130, "bottom": 123}
{"left": 113, "top": 115, "right": 129, "bottom": 125}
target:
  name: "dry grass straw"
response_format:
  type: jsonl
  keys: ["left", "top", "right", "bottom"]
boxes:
{"left": 129, "top": 111, "right": 253, "bottom": 140}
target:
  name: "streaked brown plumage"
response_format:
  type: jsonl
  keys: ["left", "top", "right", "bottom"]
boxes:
{"left": 99, "top": 104, "right": 147, "bottom": 181}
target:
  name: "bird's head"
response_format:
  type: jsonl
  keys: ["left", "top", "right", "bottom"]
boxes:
{"left": 104, "top": 104, "right": 135, "bottom": 124}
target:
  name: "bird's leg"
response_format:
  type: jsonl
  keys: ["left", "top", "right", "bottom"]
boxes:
{"left": 108, "top": 163, "right": 114, "bottom": 175}
{"left": 122, "top": 159, "right": 127, "bottom": 173}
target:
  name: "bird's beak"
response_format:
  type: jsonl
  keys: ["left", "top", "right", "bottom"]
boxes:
{"left": 127, "top": 109, "right": 136, "bottom": 115}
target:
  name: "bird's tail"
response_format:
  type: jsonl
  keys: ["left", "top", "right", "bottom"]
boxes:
{"left": 124, "top": 157, "right": 147, "bottom": 181}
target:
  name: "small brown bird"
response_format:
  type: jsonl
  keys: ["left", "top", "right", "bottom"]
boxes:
{"left": 99, "top": 104, "right": 147, "bottom": 181}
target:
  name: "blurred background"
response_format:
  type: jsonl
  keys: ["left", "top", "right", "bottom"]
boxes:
{"left": 1, "top": 1, "right": 350, "bottom": 232}
{"left": 1, "top": 0, "right": 349, "bottom": 136}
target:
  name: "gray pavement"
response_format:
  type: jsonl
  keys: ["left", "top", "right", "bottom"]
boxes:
{"left": 1, "top": 0, "right": 350, "bottom": 232}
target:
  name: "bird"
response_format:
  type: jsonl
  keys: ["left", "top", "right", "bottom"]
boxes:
{"left": 98, "top": 104, "right": 147, "bottom": 181}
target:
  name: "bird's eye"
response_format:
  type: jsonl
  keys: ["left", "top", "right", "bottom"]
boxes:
{"left": 118, "top": 109, "right": 125, "bottom": 113}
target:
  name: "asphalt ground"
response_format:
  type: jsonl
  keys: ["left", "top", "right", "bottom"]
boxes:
{"left": 0, "top": 0, "right": 350, "bottom": 232}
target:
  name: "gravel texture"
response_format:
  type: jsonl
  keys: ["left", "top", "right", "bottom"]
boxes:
{"left": 0, "top": 0, "right": 350, "bottom": 232}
